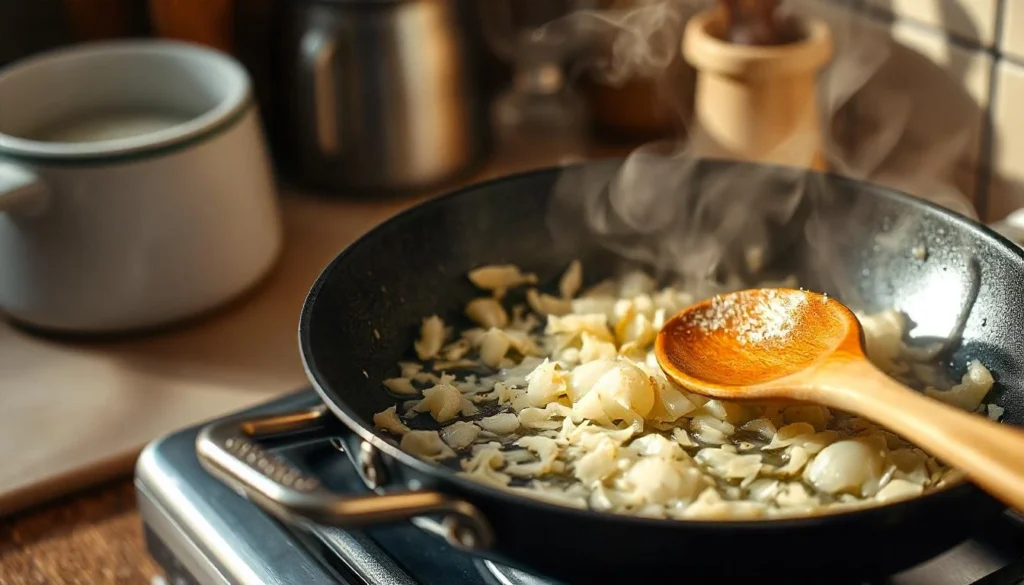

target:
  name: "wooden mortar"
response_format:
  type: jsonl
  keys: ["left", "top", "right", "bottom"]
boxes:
{"left": 683, "top": 8, "right": 832, "bottom": 170}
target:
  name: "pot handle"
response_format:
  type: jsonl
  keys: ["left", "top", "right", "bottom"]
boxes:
{"left": 0, "top": 162, "right": 49, "bottom": 215}
{"left": 300, "top": 29, "right": 341, "bottom": 157}
{"left": 195, "top": 404, "right": 493, "bottom": 551}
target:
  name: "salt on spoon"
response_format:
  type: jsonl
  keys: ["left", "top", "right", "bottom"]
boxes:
{"left": 655, "top": 287, "right": 1024, "bottom": 512}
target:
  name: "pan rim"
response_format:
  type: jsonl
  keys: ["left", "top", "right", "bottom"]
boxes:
{"left": 299, "top": 160, "right": 1014, "bottom": 531}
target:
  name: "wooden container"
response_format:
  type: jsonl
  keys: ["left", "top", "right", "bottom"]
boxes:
{"left": 583, "top": 68, "right": 693, "bottom": 143}
{"left": 682, "top": 8, "right": 832, "bottom": 170}
{"left": 581, "top": 0, "right": 696, "bottom": 143}
{"left": 65, "top": 0, "right": 145, "bottom": 40}
{"left": 148, "top": 0, "right": 235, "bottom": 53}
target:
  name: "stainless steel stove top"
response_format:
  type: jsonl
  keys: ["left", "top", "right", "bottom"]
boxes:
{"left": 136, "top": 390, "right": 1024, "bottom": 585}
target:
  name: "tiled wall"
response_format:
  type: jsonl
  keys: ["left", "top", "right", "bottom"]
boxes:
{"left": 827, "top": 0, "right": 1022, "bottom": 222}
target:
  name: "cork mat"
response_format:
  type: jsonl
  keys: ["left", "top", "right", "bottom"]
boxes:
{"left": 0, "top": 480, "right": 159, "bottom": 585}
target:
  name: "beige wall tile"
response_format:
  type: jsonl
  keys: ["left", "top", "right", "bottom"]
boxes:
{"left": 987, "top": 61, "right": 1024, "bottom": 221}
{"left": 864, "top": 0, "right": 999, "bottom": 46}
{"left": 888, "top": 20, "right": 993, "bottom": 105}
{"left": 1001, "top": 0, "right": 1024, "bottom": 62}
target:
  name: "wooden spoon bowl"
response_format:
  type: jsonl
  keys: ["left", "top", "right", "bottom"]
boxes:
{"left": 655, "top": 288, "right": 1024, "bottom": 512}
{"left": 657, "top": 289, "right": 857, "bottom": 392}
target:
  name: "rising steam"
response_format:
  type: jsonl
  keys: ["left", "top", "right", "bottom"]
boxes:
{"left": 542, "top": 0, "right": 980, "bottom": 299}
{"left": 555, "top": 0, "right": 700, "bottom": 86}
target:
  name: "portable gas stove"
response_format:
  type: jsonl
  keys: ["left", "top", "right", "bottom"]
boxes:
{"left": 136, "top": 390, "right": 1024, "bottom": 585}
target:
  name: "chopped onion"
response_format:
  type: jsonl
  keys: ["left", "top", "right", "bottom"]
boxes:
{"left": 413, "top": 315, "right": 446, "bottom": 360}
{"left": 441, "top": 421, "right": 481, "bottom": 450}
{"left": 465, "top": 298, "right": 509, "bottom": 329}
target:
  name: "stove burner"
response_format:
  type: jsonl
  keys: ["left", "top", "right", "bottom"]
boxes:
{"left": 136, "top": 390, "right": 1024, "bottom": 585}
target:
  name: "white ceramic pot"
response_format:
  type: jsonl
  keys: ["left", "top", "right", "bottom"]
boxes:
{"left": 0, "top": 41, "right": 282, "bottom": 333}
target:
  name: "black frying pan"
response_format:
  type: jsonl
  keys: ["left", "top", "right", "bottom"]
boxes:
{"left": 197, "top": 160, "right": 1024, "bottom": 583}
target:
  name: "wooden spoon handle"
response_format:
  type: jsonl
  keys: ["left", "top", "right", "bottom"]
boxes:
{"left": 816, "top": 359, "right": 1024, "bottom": 512}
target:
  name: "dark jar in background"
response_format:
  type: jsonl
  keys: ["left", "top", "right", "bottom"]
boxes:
{"left": 147, "top": 0, "right": 285, "bottom": 168}
{"left": 66, "top": 0, "right": 150, "bottom": 41}
{"left": 147, "top": 0, "right": 235, "bottom": 52}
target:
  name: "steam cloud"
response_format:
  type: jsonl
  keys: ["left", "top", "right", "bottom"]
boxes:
{"left": 542, "top": 0, "right": 980, "bottom": 300}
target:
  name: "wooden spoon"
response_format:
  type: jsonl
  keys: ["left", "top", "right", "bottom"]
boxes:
{"left": 654, "top": 287, "right": 1024, "bottom": 512}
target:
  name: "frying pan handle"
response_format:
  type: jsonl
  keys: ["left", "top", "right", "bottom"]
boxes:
{"left": 194, "top": 405, "right": 493, "bottom": 551}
